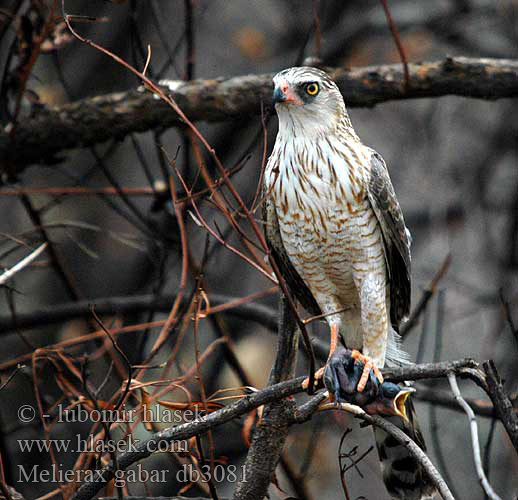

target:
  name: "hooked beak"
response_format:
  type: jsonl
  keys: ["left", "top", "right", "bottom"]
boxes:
{"left": 392, "top": 387, "right": 415, "bottom": 422}
{"left": 273, "top": 83, "right": 302, "bottom": 106}
{"left": 273, "top": 86, "right": 287, "bottom": 104}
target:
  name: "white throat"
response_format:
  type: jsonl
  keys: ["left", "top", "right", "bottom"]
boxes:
{"left": 275, "top": 104, "right": 333, "bottom": 140}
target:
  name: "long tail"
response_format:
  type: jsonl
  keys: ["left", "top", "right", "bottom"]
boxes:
{"left": 374, "top": 397, "right": 437, "bottom": 500}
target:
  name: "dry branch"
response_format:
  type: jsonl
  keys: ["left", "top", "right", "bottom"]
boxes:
{"left": 1, "top": 57, "right": 518, "bottom": 170}
{"left": 0, "top": 243, "right": 47, "bottom": 285}
{"left": 383, "top": 358, "right": 480, "bottom": 382}
{"left": 448, "top": 373, "right": 501, "bottom": 500}
{"left": 483, "top": 360, "right": 518, "bottom": 453}
{"left": 414, "top": 384, "right": 498, "bottom": 418}
{"left": 69, "top": 358, "right": 507, "bottom": 500}
{"left": 233, "top": 296, "right": 299, "bottom": 500}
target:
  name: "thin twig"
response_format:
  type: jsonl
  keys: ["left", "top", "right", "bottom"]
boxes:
{"left": 0, "top": 363, "right": 24, "bottom": 391}
{"left": 447, "top": 373, "right": 502, "bottom": 500}
{"left": 141, "top": 172, "right": 190, "bottom": 364}
{"left": 312, "top": 0, "right": 321, "bottom": 60}
{"left": 379, "top": 0, "right": 410, "bottom": 90}
{"left": 192, "top": 286, "right": 219, "bottom": 499}
{"left": 0, "top": 291, "right": 278, "bottom": 338}
{"left": 337, "top": 429, "right": 354, "bottom": 500}
{"left": 89, "top": 308, "right": 133, "bottom": 412}
{"left": 401, "top": 254, "right": 451, "bottom": 337}
{"left": 80, "top": 358, "right": 123, "bottom": 500}
{"left": 499, "top": 288, "right": 518, "bottom": 350}
{"left": 0, "top": 242, "right": 47, "bottom": 285}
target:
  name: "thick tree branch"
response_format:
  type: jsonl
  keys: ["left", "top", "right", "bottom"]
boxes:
{"left": 232, "top": 296, "right": 299, "bottom": 500}
{"left": 383, "top": 358, "right": 481, "bottom": 383}
{"left": 483, "top": 360, "right": 518, "bottom": 453}
{"left": 2, "top": 57, "right": 518, "bottom": 170}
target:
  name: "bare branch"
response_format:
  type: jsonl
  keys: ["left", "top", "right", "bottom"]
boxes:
{"left": 71, "top": 375, "right": 306, "bottom": 500}
{"left": 447, "top": 373, "right": 502, "bottom": 500}
{"left": 483, "top": 360, "right": 518, "bottom": 453}
{"left": 0, "top": 243, "right": 47, "bottom": 285}
{"left": 415, "top": 384, "right": 500, "bottom": 419}
{"left": 2, "top": 57, "right": 518, "bottom": 169}
{"left": 233, "top": 296, "right": 299, "bottom": 500}
{"left": 383, "top": 358, "right": 480, "bottom": 383}
{"left": 401, "top": 254, "right": 451, "bottom": 338}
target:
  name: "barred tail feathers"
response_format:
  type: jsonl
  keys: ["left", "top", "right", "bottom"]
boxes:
{"left": 374, "top": 398, "right": 437, "bottom": 500}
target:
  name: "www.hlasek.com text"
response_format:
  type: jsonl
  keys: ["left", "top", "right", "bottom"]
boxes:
{"left": 18, "top": 435, "right": 188, "bottom": 454}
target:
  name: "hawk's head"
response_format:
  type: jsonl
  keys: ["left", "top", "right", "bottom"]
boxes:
{"left": 272, "top": 66, "right": 347, "bottom": 136}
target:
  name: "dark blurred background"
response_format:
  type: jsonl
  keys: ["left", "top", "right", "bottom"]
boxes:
{"left": 0, "top": 1, "right": 517, "bottom": 499}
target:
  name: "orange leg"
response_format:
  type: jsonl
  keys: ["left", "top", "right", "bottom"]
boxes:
{"left": 302, "top": 324, "right": 340, "bottom": 389}
{"left": 328, "top": 324, "right": 339, "bottom": 360}
{"left": 351, "top": 350, "right": 384, "bottom": 392}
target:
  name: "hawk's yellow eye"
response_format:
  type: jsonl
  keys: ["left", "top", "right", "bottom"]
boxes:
{"left": 305, "top": 82, "right": 319, "bottom": 96}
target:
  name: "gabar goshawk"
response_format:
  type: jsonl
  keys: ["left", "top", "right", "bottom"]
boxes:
{"left": 263, "top": 66, "right": 436, "bottom": 500}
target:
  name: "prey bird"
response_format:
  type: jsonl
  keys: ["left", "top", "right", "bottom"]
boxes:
{"left": 263, "top": 66, "right": 435, "bottom": 499}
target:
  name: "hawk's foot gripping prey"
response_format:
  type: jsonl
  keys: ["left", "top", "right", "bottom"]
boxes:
{"left": 324, "top": 347, "right": 413, "bottom": 420}
{"left": 351, "top": 349, "right": 384, "bottom": 392}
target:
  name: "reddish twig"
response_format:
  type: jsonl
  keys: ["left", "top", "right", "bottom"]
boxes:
{"left": 250, "top": 101, "right": 269, "bottom": 214}
{"left": 192, "top": 287, "right": 219, "bottom": 499}
{"left": 401, "top": 254, "right": 452, "bottom": 338}
{"left": 312, "top": 0, "right": 321, "bottom": 60}
{"left": 89, "top": 307, "right": 133, "bottom": 412}
{"left": 143, "top": 172, "right": 191, "bottom": 363}
{"left": 379, "top": 0, "right": 410, "bottom": 91}
{"left": 9, "top": 0, "right": 60, "bottom": 138}
{"left": 499, "top": 289, "right": 518, "bottom": 349}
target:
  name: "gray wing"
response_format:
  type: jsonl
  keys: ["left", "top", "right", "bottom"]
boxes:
{"left": 262, "top": 180, "right": 321, "bottom": 316}
{"left": 367, "top": 151, "right": 411, "bottom": 329}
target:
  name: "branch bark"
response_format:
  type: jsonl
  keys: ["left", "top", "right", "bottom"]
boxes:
{"left": 232, "top": 295, "right": 299, "bottom": 500}
{"left": 2, "top": 57, "right": 518, "bottom": 170}
{"left": 483, "top": 360, "right": 518, "bottom": 453}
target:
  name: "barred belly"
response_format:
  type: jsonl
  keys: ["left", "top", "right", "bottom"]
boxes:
{"left": 276, "top": 193, "right": 389, "bottom": 365}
